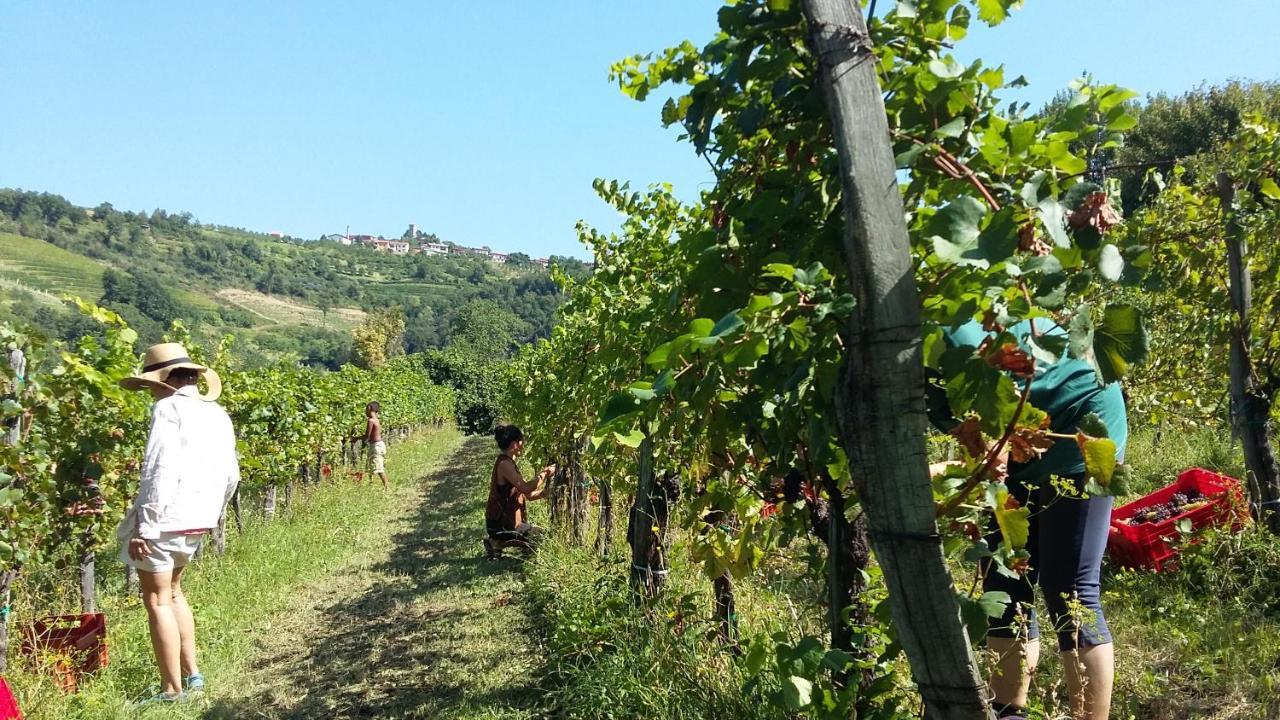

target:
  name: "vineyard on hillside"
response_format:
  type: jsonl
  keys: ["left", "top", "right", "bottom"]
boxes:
{"left": 505, "top": 1, "right": 1280, "bottom": 718}
{"left": 0, "top": 299, "right": 456, "bottom": 674}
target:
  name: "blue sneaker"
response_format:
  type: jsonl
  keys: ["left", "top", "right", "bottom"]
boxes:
{"left": 185, "top": 672, "right": 205, "bottom": 693}
{"left": 135, "top": 690, "right": 186, "bottom": 706}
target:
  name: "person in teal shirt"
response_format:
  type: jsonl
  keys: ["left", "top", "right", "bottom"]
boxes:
{"left": 930, "top": 318, "right": 1126, "bottom": 720}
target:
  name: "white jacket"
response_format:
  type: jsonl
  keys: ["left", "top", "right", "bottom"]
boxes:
{"left": 118, "top": 386, "right": 240, "bottom": 540}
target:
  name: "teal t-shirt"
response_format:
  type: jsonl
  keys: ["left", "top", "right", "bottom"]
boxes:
{"left": 942, "top": 319, "right": 1127, "bottom": 481}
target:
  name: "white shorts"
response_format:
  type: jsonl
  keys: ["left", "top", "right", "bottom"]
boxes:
{"left": 120, "top": 532, "right": 205, "bottom": 573}
{"left": 368, "top": 440, "right": 387, "bottom": 474}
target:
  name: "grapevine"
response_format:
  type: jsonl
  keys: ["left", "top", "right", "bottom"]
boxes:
{"left": 0, "top": 300, "right": 455, "bottom": 669}
{"left": 508, "top": 1, "right": 1148, "bottom": 716}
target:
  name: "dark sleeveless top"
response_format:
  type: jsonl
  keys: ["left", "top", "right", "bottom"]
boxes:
{"left": 485, "top": 455, "right": 525, "bottom": 532}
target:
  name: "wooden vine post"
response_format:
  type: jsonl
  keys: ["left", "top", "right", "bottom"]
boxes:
{"left": 231, "top": 487, "right": 245, "bottom": 534}
{"left": 79, "top": 534, "right": 96, "bottom": 613}
{"left": 264, "top": 483, "right": 278, "bottom": 521}
{"left": 0, "top": 569, "right": 13, "bottom": 673}
{"left": 800, "top": 1, "right": 993, "bottom": 717}
{"left": 570, "top": 436, "right": 589, "bottom": 544}
{"left": 1219, "top": 173, "right": 1280, "bottom": 532}
{"left": 213, "top": 511, "right": 228, "bottom": 555}
{"left": 628, "top": 434, "right": 668, "bottom": 597}
{"left": 595, "top": 479, "right": 613, "bottom": 558}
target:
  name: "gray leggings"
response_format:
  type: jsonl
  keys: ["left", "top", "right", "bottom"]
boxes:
{"left": 981, "top": 473, "right": 1113, "bottom": 651}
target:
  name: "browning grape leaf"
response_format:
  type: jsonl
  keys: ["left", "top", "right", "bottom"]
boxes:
{"left": 1008, "top": 418, "right": 1054, "bottom": 464}
{"left": 985, "top": 342, "right": 1035, "bottom": 377}
{"left": 951, "top": 416, "right": 987, "bottom": 458}
{"left": 1068, "top": 191, "right": 1123, "bottom": 234}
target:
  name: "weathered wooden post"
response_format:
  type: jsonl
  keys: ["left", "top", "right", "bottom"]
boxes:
{"left": 800, "top": 0, "right": 993, "bottom": 716}
{"left": 79, "top": 534, "right": 96, "bottom": 613}
{"left": 1219, "top": 173, "right": 1280, "bottom": 533}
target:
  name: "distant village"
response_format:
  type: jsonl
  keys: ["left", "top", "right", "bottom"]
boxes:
{"left": 314, "top": 223, "right": 551, "bottom": 268}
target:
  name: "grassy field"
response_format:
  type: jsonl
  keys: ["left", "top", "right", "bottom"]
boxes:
{"left": 0, "top": 232, "right": 105, "bottom": 301}
{"left": 214, "top": 288, "right": 365, "bottom": 331}
{"left": 7, "top": 426, "right": 545, "bottom": 720}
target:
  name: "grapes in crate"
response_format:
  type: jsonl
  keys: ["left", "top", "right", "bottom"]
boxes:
{"left": 1122, "top": 488, "right": 1207, "bottom": 525}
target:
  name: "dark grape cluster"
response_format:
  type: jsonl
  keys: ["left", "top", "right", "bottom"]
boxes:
{"left": 1127, "top": 488, "right": 1204, "bottom": 525}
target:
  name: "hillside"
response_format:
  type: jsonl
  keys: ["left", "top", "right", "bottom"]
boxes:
{"left": 0, "top": 188, "right": 587, "bottom": 366}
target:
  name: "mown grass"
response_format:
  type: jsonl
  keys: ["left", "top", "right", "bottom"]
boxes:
{"left": 203, "top": 434, "right": 547, "bottom": 720}
{"left": 8, "top": 426, "right": 464, "bottom": 720}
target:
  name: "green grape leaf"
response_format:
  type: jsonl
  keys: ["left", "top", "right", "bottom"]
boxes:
{"left": 1078, "top": 434, "right": 1118, "bottom": 488}
{"left": 613, "top": 429, "right": 646, "bottom": 448}
{"left": 1093, "top": 303, "right": 1149, "bottom": 383}
{"left": 976, "top": 0, "right": 1022, "bottom": 25}
{"left": 712, "top": 312, "right": 746, "bottom": 338}
{"left": 1076, "top": 412, "right": 1110, "bottom": 439}
{"left": 1068, "top": 303, "right": 1094, "bottom": 360}
{"left": 599, "top": 391, "right": 643, "bottom": 427}
{"left": 959, "top": 590, "right": 1011, "bottom": 641}
{"left": 930, "top": 197, "right": 988, "bottom": 267}
{"left": 782, "top": 675, "right": 813, "bottom": 710}
{"left": 947, "top": 358, "right": 1021, "bottom": 436}
{"left": 1098, "top": 244, "right": 1124, "bottom": 282}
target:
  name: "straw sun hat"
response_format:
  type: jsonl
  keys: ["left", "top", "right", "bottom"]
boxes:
{"left": 119, "top": 343, "right": 222, "bottom": 401}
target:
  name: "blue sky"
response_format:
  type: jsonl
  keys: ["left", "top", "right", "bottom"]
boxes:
{"left": 2, "top": 2, "right": 1277, "bottom": 260}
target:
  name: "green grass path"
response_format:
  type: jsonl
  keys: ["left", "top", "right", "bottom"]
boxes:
{"left": 201, "top": 433, "right": 545, "bottom": 720}
{"left": 15, "top": 429, "right": 545, "bottom": 720}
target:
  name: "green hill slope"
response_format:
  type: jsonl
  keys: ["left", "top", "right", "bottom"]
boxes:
{"left": 0, "top": 232, "right": 106, "bottom": 303}
{"left": 0, "top": 188, "right": 587, "bottom": 366}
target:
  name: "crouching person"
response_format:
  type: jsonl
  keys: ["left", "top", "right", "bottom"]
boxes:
{"left": 117, "top": 343, "right": 239, "bottom": 704}
{"left": 484, "top": 424, "right": 555, "bottom": 559}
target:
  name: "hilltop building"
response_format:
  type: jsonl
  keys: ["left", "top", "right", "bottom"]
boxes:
{"left": 313, "top": 227, "right": 548, "bottom": 267}
{"left": 370, "top": 238, "right": 410, "bottom": 254}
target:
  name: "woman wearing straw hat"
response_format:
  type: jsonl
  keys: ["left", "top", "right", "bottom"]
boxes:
{"left": 116, "top": 343, "right": 239, "bottom": 704}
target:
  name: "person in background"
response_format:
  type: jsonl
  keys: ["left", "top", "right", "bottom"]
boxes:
{"left": 118, "top": 343, "right": 239, "bottom": 704}
{"left": 366, "top": 401, "right": 388, "bottom": 489}
{"left": 928, "top": 318, "right": 1126, "bottom": 720}
{"left": 484, "top": 424, "right": 555, "bottom": 559}
{"left": 3, "top": 344, "right": 26, "bottom": 446}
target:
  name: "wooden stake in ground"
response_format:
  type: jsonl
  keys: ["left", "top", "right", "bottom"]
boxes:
{"left": 628, "top": 435, "right": 669, "bottom": 598}
{"left": 0, "top": 570, "right": 13, "bottom": 673}
{"left": 80, "top": 533, "right": 96, "bottom": 613}
{"left": 595, "top": 479, "right": 613, "bottom": 558}
{"left": 1219, "top": 173, "right": 1280, "bottom": 532}
{"left": 232, "top": 487, "right": 245, "bottom": 534}
{"left": 800, "top": 1, "right": 992, "bottom": 717}
{"left": 265, "top": 484, "right": 278, "bottom": 521}
{"left": 214, "top": 511, "right": 228, "bottom": 555}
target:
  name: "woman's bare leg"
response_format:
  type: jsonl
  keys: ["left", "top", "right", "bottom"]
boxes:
{"left": 170, "top": 563, "right": 199, "bottom": 678}
{"left": 987, "top": 636, "right": 1039, "bottom": 710}
{"left": 139, "top": 569, "right": 182, "bottom": 695}
{"left": 1063, "top": 643, "right": 1113, "bottom": 720}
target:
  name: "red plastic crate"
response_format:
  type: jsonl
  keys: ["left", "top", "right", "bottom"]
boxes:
{"left": 0, "top": 676, "right": 21, "bottom": 720}
{"left": 18, "top": 613, "right": 108, "bottom": 693}
{"left": 1108, "top": 468, "right": 1250, "bottom": 572}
